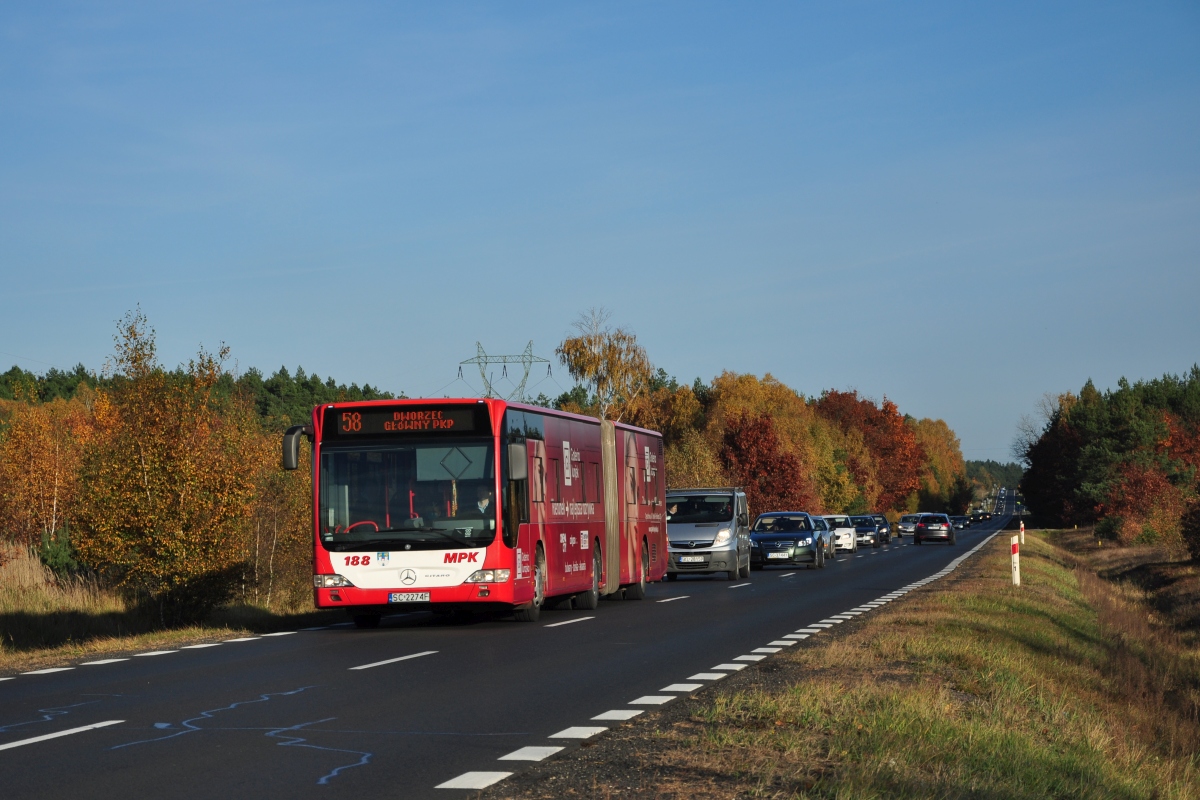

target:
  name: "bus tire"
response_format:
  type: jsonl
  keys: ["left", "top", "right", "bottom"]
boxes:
{"left": 352, "top": 613, "right": 381, "bottom": 629}
{"left": 623, "top": 543, "right": 648, "bottom": 600}
{"left": 575, "top": 547, "right": 601, "bottom": 610}
{"left": 513, "top": 547, "right": 545, "bottom": 622}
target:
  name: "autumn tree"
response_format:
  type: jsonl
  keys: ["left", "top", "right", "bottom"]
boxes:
{"left": 75, "top": 310, "right": 263, "bottom": 622}
{"left": 720, "top": 411, "right": 814, "bottom": 515}
{"left": 0, "top": 394, "right": 94, "bottom": 548}
{"left": 556, "top": 308, "right": 652, "bottom": 421}
{"left": 814, "top": 390, "right": 924, "bottom": 512}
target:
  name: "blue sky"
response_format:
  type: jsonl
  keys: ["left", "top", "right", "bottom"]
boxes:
{"left": 2, "top": 2, "right": 1197, "bottom": 461}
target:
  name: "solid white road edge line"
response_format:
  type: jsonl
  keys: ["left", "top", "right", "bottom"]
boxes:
{"left": 0, "top": 720, "right": 124, "bottom": 751}
{"left": 349, "top": 650, "right": 437, "bottom": 671}
{"left": 544, "top": 616, "right": 595, "bottom": 628}
{"left": 81, "top": 658, "right": 129, "bottom": 665}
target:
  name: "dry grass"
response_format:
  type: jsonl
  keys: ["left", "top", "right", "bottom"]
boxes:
{"left": 0, "top": 544, "right": 340, "bottom": 674}
{"left": 486, "top": 532, "right": 1200, "bottom": 799}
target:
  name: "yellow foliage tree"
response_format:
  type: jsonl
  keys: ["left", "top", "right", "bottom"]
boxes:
{"left": 75, "top": 310, "right": 263, "bottom": 621}
{"left": 0, "top": 394, "right": 94, "bottom": 547}
{"left": 556, "top": 308, "right": 652, "bottom": 421}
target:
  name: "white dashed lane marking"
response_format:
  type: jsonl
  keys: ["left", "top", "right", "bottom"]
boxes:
{"left": 688, "top": 672, "right": 727, "bottom": 680}
{"left": 544, "top": 616, "right": 595, "bottom": 628}
{"left": 712, "top": 663, "right": 746, "bottom": 671}
{"left": 593, "top": 709, "right": 643, "bottom": 721}
{"left": 181, "top": 643, "right": 222, "bottom": 649}
{"left": 436, "top": 772, "right": 512, "bottom": 790}
{"left": 0, "top": 720, "right": 125, "bottom": 752}
{"left": 752, "top": 647, "right": 782, "bottom": 654}
{"left": 261, "top": 631, "right": 296, "bottom": 637}
{"left": 656, "top": 596, "right": 689, "bottom": 603}
{"left": 499, "top": 746, "right": 563, "bottom": 761}
{"left": 549, "top": 726, "right": 607, "bottom": 739}
{"left": 223, "top": 637, "right": 261, "bottom": 643}
{"left": 21, "top": 668, "right": 73, "bottom": 675}
{"left": 796, "top": 627, "right": 822, "bottom": 633}
{"left": 767, "top": 640, "right": 796, "bottom": 646}
{"left": 661, "top": 683, "right": 702, "bottom": 692}
{"left": 734, "top": 654, "right": 766, "bottom": 662}
{"left": 778, "top": 572, "right": 796, "bottom": 577}
{"left": 348, "top": 650, "right": 437, "bottom": 671}
{"left": 784, "top": 633, "right": 810, "bottom": 640}
{"left": 629, "top": 695, "right": 675, "bottom": 705}
{"left": 81, "top": 658, "right": 128, "bottom": 665}
{"left": 134, "top": 651, "right": 177, "bottom": 657}
{"left": 728, "top": 583, "right": 751, "bottom": 589}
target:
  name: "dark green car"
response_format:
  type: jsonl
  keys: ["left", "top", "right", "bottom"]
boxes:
{"left": 749, "top": 512, "right": 834, "bottom": 570}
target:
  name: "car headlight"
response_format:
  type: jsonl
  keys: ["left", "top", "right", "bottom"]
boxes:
{"left": 314, "top": 574, "right": 355, "bottom": 588}
{"left": 465, "top": 569, "right": 512, "bottom": 583}
{"left": 712, "top": 528, "right": 733, "bottom": 546}
{"left": 750, "top": 540, "right": 759, "bottom": 548}
{"left": 801, "top": 537, "right": 812, "bottom": 545}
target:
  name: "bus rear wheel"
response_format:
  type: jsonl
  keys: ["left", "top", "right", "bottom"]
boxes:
{"left": 623, "top": 544, "right": 648, "bottom": 600}
{"left": 514, "top": 548, "right": 545, "bottom": 622}
{"left": 574, "top": 547, "right": 601, "bottom": 610}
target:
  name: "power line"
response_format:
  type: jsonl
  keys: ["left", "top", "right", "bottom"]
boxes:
{"left": 458, "top": 342, "right": 551, "bottom": 402}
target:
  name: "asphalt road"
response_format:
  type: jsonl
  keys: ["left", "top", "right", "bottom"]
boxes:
{"left": 0, "top": 499, "right": 1016, "bottom": 798}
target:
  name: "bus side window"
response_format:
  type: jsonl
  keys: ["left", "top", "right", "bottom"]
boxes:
{"left": 627, "top": 466, "right": 637, "bottom": 506}
{"left": 531, "top": 457, "right": 544, "bottom": 503}
{"left": 550, "top": 458, "right": 563, "bottom": 503}
{"left": 590, "top": 462, "right": 601, "bottom": 505}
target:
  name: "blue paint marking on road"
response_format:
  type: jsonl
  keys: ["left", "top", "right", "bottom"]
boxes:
{"left": 0, "top": 700, "right": 102, "bottom": 733}
{"left": 110, "top": 686, "right": 317, "bottom": 749}
{"left": 264, "top": 717, "right": 373, "bottom": 785}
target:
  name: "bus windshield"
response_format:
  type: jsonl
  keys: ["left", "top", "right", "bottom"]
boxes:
{"left": 319, "top": 438, "right": 496, "bottom": 552}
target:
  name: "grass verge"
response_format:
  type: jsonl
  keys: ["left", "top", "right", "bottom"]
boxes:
{"left": 484, "top": 533, "right": 1200, "bottom": 799}
{"left": 0, "top": 545, "right": 341, "bottom": 674}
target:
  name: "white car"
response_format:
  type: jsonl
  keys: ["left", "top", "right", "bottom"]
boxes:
{"left": 823, "top": 515, "right": 858, "bottom": 552}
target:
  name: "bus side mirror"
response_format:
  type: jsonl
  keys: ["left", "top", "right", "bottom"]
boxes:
{"left": 507, "top": 443, "right": 528, "bottom": 481}
{"left": 282, "top": 425, "right": 311, "bottom": 470}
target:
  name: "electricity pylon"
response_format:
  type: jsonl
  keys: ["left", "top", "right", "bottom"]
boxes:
{"left": 459, "top": 341, "right": 550, "bottom": 401}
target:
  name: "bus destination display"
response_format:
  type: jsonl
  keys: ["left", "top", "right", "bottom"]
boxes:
{"left": 332, "top": 406, "right": 481, "bottom": 436}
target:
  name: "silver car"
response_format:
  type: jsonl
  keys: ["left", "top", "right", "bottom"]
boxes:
{"left": 897, "top": 514, "right": 921, "bottom": 537}
{"left": 665, "top": 488, "right": 751, "bottom": 581}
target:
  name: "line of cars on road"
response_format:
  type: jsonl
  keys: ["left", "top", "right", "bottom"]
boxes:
{"left": 663, "top": 487, "right": 971, "bottom": 580}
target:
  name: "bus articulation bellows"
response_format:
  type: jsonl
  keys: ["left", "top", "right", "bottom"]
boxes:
{"left": 282, "top": 398, "right": 667, "bottom": 626}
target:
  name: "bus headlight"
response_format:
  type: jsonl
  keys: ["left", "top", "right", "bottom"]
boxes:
{"left": 465, "top": 569, "right": 512, "bottom": 584}
{"left": 314, "top": 574, "right": 355, "bottom": 588}
{"left": 712, "top": 528, "right": 732, "bottom": 547}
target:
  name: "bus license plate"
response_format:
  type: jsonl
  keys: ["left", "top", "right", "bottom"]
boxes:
{"left": 388, "top": 592, "right": 430, "bottom": 603}
{"left": 678, "top": 555, "right": 705, "bottom": 563}
{"left": 767, "top": 552, "right": 789, "bottom": 559}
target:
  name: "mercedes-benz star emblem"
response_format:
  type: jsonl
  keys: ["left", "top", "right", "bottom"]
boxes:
{"left": 400, "top": 569, "right": 417, "bottom": 586}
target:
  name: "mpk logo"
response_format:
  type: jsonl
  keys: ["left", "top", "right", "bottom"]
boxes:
{"left": 444, "top": 552, "right": 480, "bottom": 564}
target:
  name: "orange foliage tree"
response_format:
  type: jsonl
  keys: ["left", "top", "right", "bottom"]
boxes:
{"left": 720, "top": 411, "right": 814, "bottom": 515}
{"left": 0, "top": 394, "right": 94, "bottom": 547}
{"left": 814, "top": 390, "right": 924, "bottom": 512}
{"left": 74, "top": 311, "right": 264, "bottom": 621}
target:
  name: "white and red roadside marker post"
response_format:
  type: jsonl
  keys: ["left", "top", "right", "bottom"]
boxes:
{"left": 1020, "top": 519, "right": 1025, "bottom": 545}
{"left": 1011, "top": 535, "right": 1021, "bottom": 587}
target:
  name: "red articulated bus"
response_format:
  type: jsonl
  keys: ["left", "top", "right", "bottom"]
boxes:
{"left": 282, "top": 398, "right": 667, "bottom": 626}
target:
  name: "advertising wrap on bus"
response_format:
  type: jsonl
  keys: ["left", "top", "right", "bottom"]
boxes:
{"left": 283, "top": 398, "right": 667, "bottom": 626}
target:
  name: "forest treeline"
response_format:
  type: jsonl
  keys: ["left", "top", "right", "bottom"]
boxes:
{"left": 0, "top": 309, "right": 981, "bottom": 621}
{"left": 1018, "top": 366, "right": 1200, "bottom": 558}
